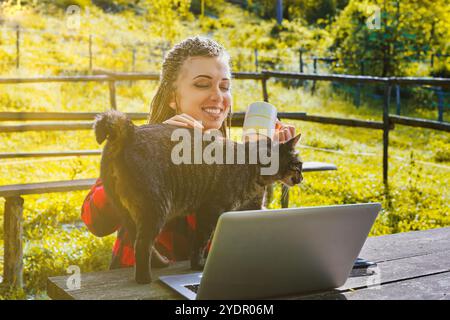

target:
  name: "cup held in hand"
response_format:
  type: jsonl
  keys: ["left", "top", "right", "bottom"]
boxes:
{"left": 242, "top": 101, "right": 278, "bottom": 141}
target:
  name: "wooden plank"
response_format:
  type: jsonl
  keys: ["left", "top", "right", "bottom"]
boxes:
{"left": 389, "top": 77, "right": 450, "bottom": 87}
{"left": 0, "top": 72, "right": 262, "bottom": 85}
{"left": 0, "top": 178, "right": 96, "bottom": 198}
{"left": 0, "top": 112, "right": 148, "bottom": 121}
{"left": 390, "top": 115, "right": 450, "bottom": 132}
{"left": 302, "top": 162, "right": 337, "bottom": 172}
{"left": 0, "top": 122, "right": 94, "bottom": 133}
{"left": 0, "top": 75, "right": 110, "bottom": 84}
{"left": 262, "top": 71, "right": 386, "bottom": 84}
{"left": 0, "top": 162, "right": 333, "bottom": 197}
{"left": 263, "top": 71, "right": 450, "bottom": 87}
{"left": 47, "top": 262, "right": 191, "bottom": 300}
{"left": 341, "top": 271, "right": 450, "bottom": 300}
{"left": 294, "top": 249, "right": 450, "bottom": 300}
{"left": 359, "top": 227, "right": 450, "bottom": 262}
{"left": 47, "top": 228, "right": 450, "bottom": 300}
{"left": 1, "top": 72, "right": 448, "bottom": 87}
{"left": 3, "top": 196, "right": 24, "bottom": 289}
{"left": 283, "top": 114, "right": 390, "bottom": 130}
{"left": 0, "top": 150, "right": 101, "bottom": 159}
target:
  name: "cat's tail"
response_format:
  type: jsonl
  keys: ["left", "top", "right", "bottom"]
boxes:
{"left": 94, "top": 110, "right": 134, "bottom": 148}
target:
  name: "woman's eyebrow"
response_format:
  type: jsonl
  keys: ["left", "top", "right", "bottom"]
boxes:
{"left": 193, "top": 75, "right": 230, "bottom": 81}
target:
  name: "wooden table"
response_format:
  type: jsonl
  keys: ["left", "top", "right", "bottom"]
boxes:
{"left": 47, "top": 227, "right": 450, "bottom": 300}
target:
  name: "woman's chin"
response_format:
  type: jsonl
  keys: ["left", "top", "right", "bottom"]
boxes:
{"left": 202, "top": 119, "right": 225, "bottom": 131}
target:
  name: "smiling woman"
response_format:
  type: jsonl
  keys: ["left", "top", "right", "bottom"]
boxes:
{"left": 166, "top": 56, "right": 232, "bottom": 131}
{"left": 81, "top": 36, "right": 296, "bottom": 272}
{"left": 150, "top": 36, "right": 233, "bottom": 135}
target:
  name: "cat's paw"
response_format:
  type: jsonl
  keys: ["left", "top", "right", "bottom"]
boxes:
{"left": 151, "top": 248, "right": 170, "bottom": 268}
{"left": 190, "top": 256, "right": 206, "bottom": 271}
{"left": 135, "top": 271, "right": 152, "bottom": 284}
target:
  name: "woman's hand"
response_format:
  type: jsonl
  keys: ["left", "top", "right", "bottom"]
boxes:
{"left": 163, "top": 113, "right": 204, "bottom": 130}
{"left": 274, "top": 119, "right": 296, "bottom": 143}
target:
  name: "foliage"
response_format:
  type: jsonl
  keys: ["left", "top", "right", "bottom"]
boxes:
{"left": 0, "top": 0, "right": 448, "bottom": 300}
{"left": 330, "top": 0, "right": 450, "bottom": 76}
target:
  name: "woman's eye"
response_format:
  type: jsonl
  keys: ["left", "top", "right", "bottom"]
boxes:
{"left": 195, "top": 83, "right": 209, "bottom": 88}
{"left": 220, "top": 86, "right": 230, "bottom": 91}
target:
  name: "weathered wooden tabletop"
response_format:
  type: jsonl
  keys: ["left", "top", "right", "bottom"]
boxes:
{"left": 47, "top": 227, "right": 450, "bottom": 300}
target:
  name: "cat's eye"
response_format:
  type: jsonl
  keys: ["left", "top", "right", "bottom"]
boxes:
{"left": 290, "top": 162, "right": 301, "bottom": 171}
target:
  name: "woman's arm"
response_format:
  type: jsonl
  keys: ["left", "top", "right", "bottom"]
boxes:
{"left": 81, "top": 178, "right": 121, "bottom": 237}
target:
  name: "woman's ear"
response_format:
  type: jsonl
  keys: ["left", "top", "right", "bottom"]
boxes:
{"left": 169, "top": 91, "right": 178, "bottom": 111}
{"left": 169, "top": 98, "right": 176, "bottom": 110}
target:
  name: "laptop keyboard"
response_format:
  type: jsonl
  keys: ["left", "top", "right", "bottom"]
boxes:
{"left": 185, "top": 284, "right": 200, "bottom": 293}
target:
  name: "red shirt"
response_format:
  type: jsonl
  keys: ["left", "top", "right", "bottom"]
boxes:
{"left": 81, "top": 178, "right": 203, "bottom": 269}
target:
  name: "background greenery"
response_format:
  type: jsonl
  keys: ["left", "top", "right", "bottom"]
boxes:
{"left": 0, "top": 0, "right": 448, "bottom": 299}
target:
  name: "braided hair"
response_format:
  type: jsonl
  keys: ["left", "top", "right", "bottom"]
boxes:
{"left": 148, "top": 36, "right": 232, "bottom": 137}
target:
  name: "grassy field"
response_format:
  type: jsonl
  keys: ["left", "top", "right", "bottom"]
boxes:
{"left": 0, "top": 3, "right": 449, "bottom": 299}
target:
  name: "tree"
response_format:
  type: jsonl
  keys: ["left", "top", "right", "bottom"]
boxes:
{"left": 140, "top": 0, "right": 192, "bottom": 45}
{"left": 330, "top": 0, "right": 450, "bottom": 76}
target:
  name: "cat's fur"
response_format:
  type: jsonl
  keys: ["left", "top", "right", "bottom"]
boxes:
{"left": 94, "top": 110, "right": 303, "bottom": 284}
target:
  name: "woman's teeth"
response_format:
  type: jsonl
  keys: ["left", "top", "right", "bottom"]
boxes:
{"left": 203, "top": 107, "right": 222, "bottom": 115}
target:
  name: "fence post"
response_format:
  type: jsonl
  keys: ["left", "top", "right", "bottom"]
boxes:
{"left": 262, "top": 72, "right": 290, "bottom": 208}
{"left": 437, "top": 87, "right": 444, "bottom": 122}
{"left": 132, "top": 48, "right": 136, "bottom": 73}
{"left": 161, "top": 42, "right": 168, "bottom": 62}
{"left": 3, "top": 196, "right": 24, "bottom": 289}
{"left": 254, "top": 49, "right": 259, "bottom": 72}
{"left": 383, "top": 84, "right": 391, "bottom": 187}
{"left": 260, "top": 75, "right": 280, "bottom": 208}
{"left": 261, "top": 76, "right": 269, "bottom": 102}
{"left": 311, "top": 57, "right": 317, "bottom": 95}
{"left": 355, "top": 60, "right": 365, "bottom": 108}
{"left": 129, "top": 48, "right": 136, "bottom": 86}
{"left": 299, "top": 48, "right": 304, "bottom": 73}
{"left": 16, "top": 25, "right": 20, "bottom": 70}
{"left": 88, "top": 34, "right": 93, "bottom": 75}
{"left": 298, "top": 48, "right": 304, "bottom": 87}
{"left": 396, "top": 85, "right": 401, "bottom": 115}
{"left": 109, "top": 80, "right": 117, "bottom": 110}
{"left": 355, "top": 84, "right": 361, "bottom": 108}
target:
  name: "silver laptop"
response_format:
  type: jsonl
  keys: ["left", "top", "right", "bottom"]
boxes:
{"left": 159, "top": 202, "right": 381, "bottom": 300}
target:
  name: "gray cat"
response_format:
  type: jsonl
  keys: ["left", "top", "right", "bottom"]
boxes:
{"left": 94, "top": 110, "right": 303, "bottom": 284}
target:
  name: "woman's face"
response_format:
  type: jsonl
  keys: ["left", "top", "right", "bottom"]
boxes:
{"left": 171, "top": 56, "right": 232, "bottom": 130}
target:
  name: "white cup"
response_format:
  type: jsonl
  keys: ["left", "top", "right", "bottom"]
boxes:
{"left": 242, "top": 101, "right": 278, "bottom": 141}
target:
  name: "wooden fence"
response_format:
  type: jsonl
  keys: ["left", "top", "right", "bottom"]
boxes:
{"left": 0, "top": 70, "right": 449, "bottom": 289}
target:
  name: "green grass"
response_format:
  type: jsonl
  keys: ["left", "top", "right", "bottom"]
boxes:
{"left": 0, "top": 3, "right": 449, "bottom": 299}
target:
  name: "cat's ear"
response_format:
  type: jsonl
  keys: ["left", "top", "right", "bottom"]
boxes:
{"left": 283, "top": 133, "right": 301, "bottom": 148}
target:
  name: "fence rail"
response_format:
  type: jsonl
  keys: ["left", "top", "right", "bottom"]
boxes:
{"left": 1, "top": 70, "right": 449, "bottom": 289}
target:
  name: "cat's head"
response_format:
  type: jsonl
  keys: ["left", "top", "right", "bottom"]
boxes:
{"left": 276, "top": 134, "right": 303, "bottom": 187}
{"left": 256, "top": 134, "right": 303, "bottom": 187}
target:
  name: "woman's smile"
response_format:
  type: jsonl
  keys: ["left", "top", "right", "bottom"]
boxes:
{"left": 171, "top": 56, "right": 232, "bottom": 130}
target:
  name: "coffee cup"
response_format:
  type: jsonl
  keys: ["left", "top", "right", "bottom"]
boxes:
{"left": 242, "top": 101, "right": 278, "bottom": 141}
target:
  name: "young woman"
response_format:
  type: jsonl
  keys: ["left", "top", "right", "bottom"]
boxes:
{"left": 81, "top": 36, "right": 296, "bottom": 270}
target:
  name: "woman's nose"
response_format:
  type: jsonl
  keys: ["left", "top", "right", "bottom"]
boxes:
{"left": 210, "top": 86, "right": 223, "bottom": 102}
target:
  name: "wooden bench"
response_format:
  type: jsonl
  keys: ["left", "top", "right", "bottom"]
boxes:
{"left": 0, "top": 162, "right": 336, "bottom": 288}
{"left": 46, "top": 227, "right": 450, "bottom": 300}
